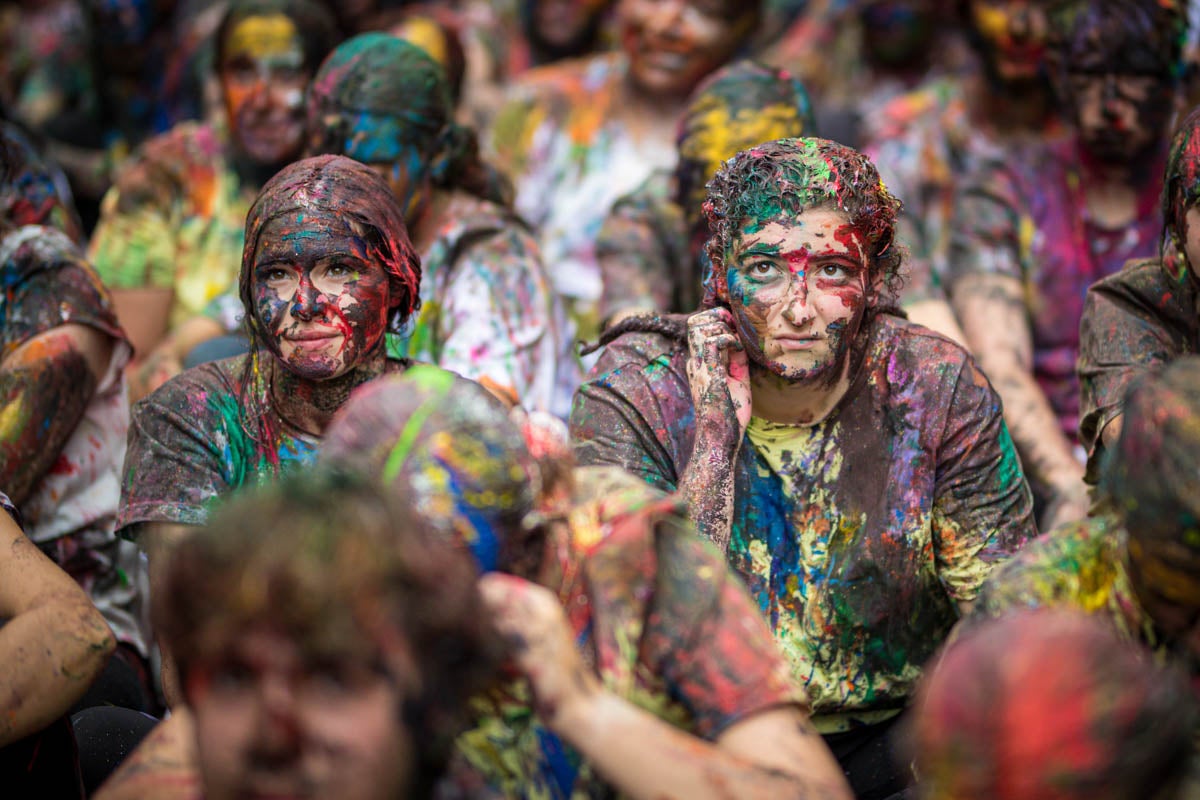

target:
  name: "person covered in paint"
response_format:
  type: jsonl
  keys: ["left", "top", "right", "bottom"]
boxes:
{"left": 118, "top": 156, "right": 420, "bottom": 666}
{"left": 488, "top": 0, "right": 761, "bottom": 339}
{"left": 0, "top": 128, "right": 153, "bottom": 710}
{"left": 861, "top": 0, "right": 1067, "bottom": 345}
{"left": 572, "top": 137, "right": 1036, "bottom": 799}
{"left": 0, "top": 492, "right": 116, "bottom": 799}
{"left": 87, "top": 0, "right": 338, "bottom": 389}
{"left": 306, "top": 34, "right": 578, "bottom": 417}
{"left": 973, "top": 356, "right": 1200, "bottom": 684}
{"left": 319, "top": 365, "right": 853, "bottom": 800}
{"left": 910, "top": 608, "right": 1197, "bottom": 800}
{"left": 98, "top": 469, "right": 503, "bottom": 800}
{"left": 947, "top": 0, "right": 1186, "bottom": 528}
{"left": 1078, "top": 106, "right": 1200, "bottom": 483}
{"left": 596, "top": 59, "right": 816, "bottom": 322}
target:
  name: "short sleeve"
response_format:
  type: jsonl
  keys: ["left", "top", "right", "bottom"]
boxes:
{"left": 569, "top": 335, "right": 691, "bottom": 494}
{"left": 931, "top": 355, "right": 1037, "bottom": 603}
{"left": 117, "top": 368, "right": 234, "bottom": 532}
{"left": 645, "top": 520, "right": 808, "bottom": 738}
{"left": 947, "top": 156, "right": 1027, "bottom": 288}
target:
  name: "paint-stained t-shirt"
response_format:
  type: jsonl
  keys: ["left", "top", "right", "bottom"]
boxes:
{"left": 88, "top": 122, "right": 253, "bottom": 328}
{"left": 488, "top": 52, "right": 676, "bottom": 337}
{"left": 386, "top": 193, "right": 580, "bottom": 418}
{"left": 948, "top": 137, "right": 1165, "bottom": 443}
{"left": 1078, "top": 255, "right": 1200, "bottom": 482}
{"left": 442, "top": 466, "right": 805, "bottom": 798}
{"left": 570, "top": 314, "right": 1036, "bottom": 731}
{"left": 973, "top": 515, "right": 1165, "bottom": 661}
{"left": 118, "top": 355, "right": 405, "bottom": 532}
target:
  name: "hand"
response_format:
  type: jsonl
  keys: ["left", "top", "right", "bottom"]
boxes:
{"left": 1041, "top": 479, "right": 1091, "bottom": 531}
{"left": 686, "top": 308, "right": 752, "bottom": 451}
{"left": 478, "top": 573, "right": 600, "bottom": 731}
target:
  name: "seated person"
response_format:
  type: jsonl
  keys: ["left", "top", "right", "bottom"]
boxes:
{"left": 0, "top": 492, "right": 115, "bottom": 800}
{"left": 306, "top": 34, "right": 578, "bottom": 416}
{"left": 1079, "top": 106, "right": 1200, "bottom": 482}
{"left": 596, "top": 59, "right": 816, "bottom": 322}
{"left": 489, "top": 0, "right": 762, "bottom": 338}
{"left": 973, "top": 356, "right": 1200, "bottom": 680}
{"left": 319, "top": 365, "right": 852, "bottom": 799}
{"left": 118, "top": 155, "right": 421, "bottom": 700}
{"left": 947, "top": 0, "right": 1185, "bottom": 527}
{"left": 910, "top": 608, "right": 1197, "bottom": 800}
{"left": 0, "top": 128, "right": 151, "bottom": 710}
{"left": 572, "top": 137, "right": 1036, "bottom": 798}
{"left": 97, "top": 469, "right": 502, "bottom": 800}
{"left": 87, "top": 0, "right": 338, "bottom": 390}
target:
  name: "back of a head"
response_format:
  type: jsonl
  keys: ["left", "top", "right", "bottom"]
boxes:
{"left": 321, "top": 366, "right": 543, "bottom": 575}
{"left": 911, "top": 608, "right": 1196, "bottom": 800}
{"left": 674, "top": 60, "right": 816, "bottom": 232}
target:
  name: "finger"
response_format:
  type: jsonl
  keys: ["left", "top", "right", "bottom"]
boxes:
{"left": 702, "top": 334, "right": 743, "bottom": 372}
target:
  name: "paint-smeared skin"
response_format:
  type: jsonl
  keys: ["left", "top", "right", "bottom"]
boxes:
{"left": 91, "top": 710, "right": 201, "bottom": 800}
{"left": 0, "top": 332, "right": 96, "bottom": 505}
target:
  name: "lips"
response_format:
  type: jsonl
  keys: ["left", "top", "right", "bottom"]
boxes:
{"left": 284, "top": 328, "right": 343, "bottom": 343}
{"left": 773, "top": 334, "right": 823, "bottom": 351}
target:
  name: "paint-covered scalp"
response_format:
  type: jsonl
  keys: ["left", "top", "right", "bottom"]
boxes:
{"left": 239, "top": 154, "right": 422, "bottom": 343}
{"left": 1048, "top": 0, "right": 1186, "bottom": 80}
{"left": 912, "top": 608, "right": 1196, "bottom": 800}
{"left": 701, "top": 137, "right": 903, "bottom": 309}
{"left": 674, "top": 60, "right": 816, "bottom": 232}
{"left": 1164, "top": 105, "right": 1200, "bottom": 263}
{"left": 321, "top": 366, "right": 541, "bottom": 574}
{"left": 1102, "top": 355, "right": 1200, "bottom": 544}
{"left": 215, "top": 0, "right": 338, "bottom": 73}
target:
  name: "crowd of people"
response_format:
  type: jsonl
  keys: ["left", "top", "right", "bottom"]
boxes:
{"left": 4, "top": 0, "right": 1200, "bottom": 798}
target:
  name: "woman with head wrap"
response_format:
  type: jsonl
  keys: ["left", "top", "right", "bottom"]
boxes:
{"left": 573, "top": 137, "right": 1036, "bottom": 798}
{"left": 117, "top": 155, "right": 420, "bottom": 704}
{"left": 318, "top": 364, "right": 851, "bottom": 799}
{"left": 489, "top": 0, "right": 763, "bottom": 340}
{"left": 976, "top": 356, "right": 1200, "bottom": 693}
{"left": 307, "top": 34, "right": 578, "bottom": 416}
{"left": 947, "top": 0, "right": 1187, "bottom": 529}
{"left": 1078, "top": 105, "right": 1200, "bottom": 483}
{"left": 596, "top": 59, "right": 816, "bottom": 322}
{"left": 910, "top": 608, "right": 1197, "bottom": 800}
{"left": 87, "top": 0, "right": 338, "bottom": 395}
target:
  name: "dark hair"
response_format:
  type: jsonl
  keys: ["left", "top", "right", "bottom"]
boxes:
{"left": 1163, "top": 105, "right": 1200, "bottom": 269}
{"left": 307, "top": 34, "right": 511, "bottom": 207}
{"left": 215, "top": 0, "right": 340, "bottom": 75}
{"left": 1047, "top": 0, "right": 1186, "bottom": 83}
{"left": 157, "top": 468, "right": 504, "bottom": 798}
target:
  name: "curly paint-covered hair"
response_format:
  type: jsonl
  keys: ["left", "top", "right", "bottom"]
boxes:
{"left": 701, "top": 136, "right": 904, "bottom": 310}
{"left": 1047, "top": 0, "right": 1187, "bottom": 83}
{"left": 1163, "top": 105, "right": 1200, "bottom": 269}
{"left": 158, "top": 468, "right": 504, "bottom": 798}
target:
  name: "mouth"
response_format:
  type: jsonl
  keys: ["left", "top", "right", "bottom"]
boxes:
{"left": 773, "top": 334, "right": 824, "bottom": 351}
{"left": 636, "top": 46, "right": 695, "bottom": 75}
{"left": 283, "top": 328, "right": 343, "bottom": 344}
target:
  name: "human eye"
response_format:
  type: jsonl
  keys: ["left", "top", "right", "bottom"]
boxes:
{"left": 742, "top": 259, "right": 781, "bottom": 280}
{"left": 258, "top": 264, "right": 294, "bottom": 285}
{"left": 206, "top": 658, "right": 256, "bottom": 695}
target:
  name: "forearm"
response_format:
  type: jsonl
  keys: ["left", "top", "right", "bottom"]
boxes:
{"left": 986, "top": 363, "right": 1083, "bottom": 492}
{"left": 0, "top": 595, "right": 116, "bottom": 745}
{"left": 556, "top": 693, "right": 849, "bottom": 800}
{"left": 679, "top": 441, "right": 737, "bottom": 551}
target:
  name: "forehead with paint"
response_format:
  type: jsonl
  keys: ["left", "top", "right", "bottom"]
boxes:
{"left": 307, "top": 35, "right": 452, "bottom": 212}
{"left": 674, "top": 60, "right": 815, "bottom": 234}
{"left": 1049, "top": 0, "right": 1184, "bottom": 162}
{"left": 321, "top": 367, "right": 539, "bottom": 575}
{"left": 701, "top": 137, "right": 902, "bottom": 310}
{"left": 964, "top": 0, "right": 1051, "bottom": 83}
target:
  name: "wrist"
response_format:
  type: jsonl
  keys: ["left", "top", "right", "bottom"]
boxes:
{"left": 546, "top": 672, "right": 604, "bottom": 740}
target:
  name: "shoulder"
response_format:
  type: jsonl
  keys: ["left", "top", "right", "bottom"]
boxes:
{"left": 865, "top": 314, "right": 977, "bottom": 382}
{"left": 111, "top": 122, "right": 224, "bottom": 200}
{"left": 135, "top": 356, "right": 244, "bottom": 424}
{"left": 511, "top": 52, "right": 620, "bottom": 97}
{"left": 586, "top": 327, "right": 688, "bottom": 386}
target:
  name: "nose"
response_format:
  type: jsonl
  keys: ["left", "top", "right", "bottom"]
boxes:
{"left": 250, "top": 673, "right": 303, "bottom": 761}
{"left": 291, "top": 274, "right": 327, "bottom": 321}
{"left": 643, "top": 0, "right": 686, "bottom": 36}
{"left": 780, "top": 274, "right": 814, "bottom": 327}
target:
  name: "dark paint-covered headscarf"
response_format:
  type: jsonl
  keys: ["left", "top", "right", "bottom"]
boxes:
{"left": 674, "top": 60, "right": 816, "bottom": 237}
{"left": 321, "top": 365, "right": 541, "bottom": 574}
{"left": 1163, "top": 105, "right": 1200, "bottom": 279}
{"left": 911, "top": 608, "right": 1196, "bottom": 800}
{"left": 307, "top": 34, "right": 511, "bottom": 208}
{"left": 701, "top": 136, "right": 903, "bottom": 311}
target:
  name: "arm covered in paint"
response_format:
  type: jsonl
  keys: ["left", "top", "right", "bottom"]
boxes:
{"left": 478, "top": 524, "right": 851, "bottom": 800}
{"left": 433, "top": 225, "right": 563, "bottom": 414}
{"left": 930, "top": 352, "right": 1038, "bottom": 609}
{"left": 0, "top": 324, "right": 111, "bottom": 505}
{"left": 0, "top": 501, "right": 116, "bottom": 746}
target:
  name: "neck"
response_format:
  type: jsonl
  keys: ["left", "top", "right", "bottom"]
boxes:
{"left": 1078, "top": 143, "right": 1159, "bottom": 229}
{"left": 269, "top": 346, "right": 391, "bottom": 436}
{"left": 230, "top": 147, "right": 292, "bottom": 192}
{"left": 748, "top": 358, "right": 854, "bottom": 426}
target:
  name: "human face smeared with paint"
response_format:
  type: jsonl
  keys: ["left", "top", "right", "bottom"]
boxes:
{"left": 188, "top": 626, "right": 412, "bottom": 800}
{"left": 220, "top": 14, "right": 310, "bottom": 165}
{"left": 1065, "top": 69, "right": 1173, "bottom": 165}
{"left": 725, "top": 209, "right": 870, "bottom": 382}
{"left": 252, "top": 212, "right": 392, "bottom": 381}
{"left": 533, "top": 0, "right": 610, "bottom": 48}
{"left": 1184, "top": 207, "right": 1200, "bottom": 275}
{"left": 618, "top": 0, "right": 751, "bottom": 97}
{"left": 1127, "top": 535, "right": 1200, "bottom": 663}
{"left": 968, "top": 0, "right": 1048, "bottom": 82}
